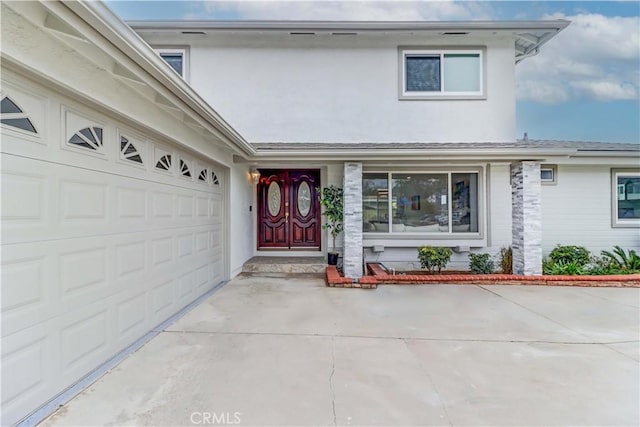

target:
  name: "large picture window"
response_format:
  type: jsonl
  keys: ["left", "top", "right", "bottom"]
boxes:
{"left": 613, "top": 170, "right": 640, "bottom": 227}
{"left": 400, "top": 48, "right": 484, "bottom": 99}
{"left": 363, "top": 171, "right": 479, "bottom": 235}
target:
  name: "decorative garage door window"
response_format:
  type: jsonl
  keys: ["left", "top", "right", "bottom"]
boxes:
{"left": 156, "top": 154, "right": 172, "bottom": 171}
{"left": 198, "top": 168, "right": 208, "bottom": 182}
{"left": 120, "top": 136, "right": 143, "bottom": 164}
{"left": 1, "top": 96, "right": 37, "bottom": 133}
{"left": 69, "top": 126, "right": 103, "bottom": 150}
{"left": 180, "top": 159, "right": 191, "bottom": 177}
{"left": 211, "top": 170, "right": 220, "bottom": 185}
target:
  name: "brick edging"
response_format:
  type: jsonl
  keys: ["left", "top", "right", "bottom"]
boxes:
{"left": 325, "top": 266, "right": 376, "bottom": 289}
{"left": 325, "top": 264, "right": 640, "bottom": 288}
{"left": 365, "top": 263, "right": 640, "bottom": 288}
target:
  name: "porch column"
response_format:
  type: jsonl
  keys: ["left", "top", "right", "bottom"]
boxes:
{"left": 511, "top": 161, "right": 542, "bottom": 275}
{"left": 343, "top": 162, "right": 363, "bottom": 279}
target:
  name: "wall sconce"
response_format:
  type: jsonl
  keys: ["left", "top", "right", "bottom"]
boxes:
{"left": 250, "top": 168, "right": 261, "bottom": 184}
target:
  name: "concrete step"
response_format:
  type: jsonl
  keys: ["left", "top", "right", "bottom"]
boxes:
{"left": 242, "top": 256, "right": 327, "bottom": 273}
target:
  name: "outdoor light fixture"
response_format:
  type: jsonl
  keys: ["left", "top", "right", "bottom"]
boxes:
{"left": 250, "top": 168, "right": 261, "bottom": 183}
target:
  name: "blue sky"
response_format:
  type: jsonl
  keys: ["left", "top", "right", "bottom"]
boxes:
{"left": 107, "top": 0, "right": 640, "bottom": 143}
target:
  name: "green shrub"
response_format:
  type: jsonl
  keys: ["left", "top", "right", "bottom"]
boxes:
{"left": 549, "top": 245, "right": 591, "bottom": 267}
{"left": 600, "top": 246, "right": 640, "bottom": 273}
{"left": 417, "top": 246, "right": 453, "bottom": 274}
{"left": 543, "top": 260, "right": 586, "bottom": 275}
{"left": 498, "top": 246, "right": 512, "bottom": 274}
{"left": 469, "top": 253, "right": 494, "bottom": 274}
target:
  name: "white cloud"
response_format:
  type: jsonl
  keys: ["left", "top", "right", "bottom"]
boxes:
{"left": 188, "top": 0, "right": 492, "bottom": 21}
{"left": 517, "top": 13, "right": 640, "bottom": 104}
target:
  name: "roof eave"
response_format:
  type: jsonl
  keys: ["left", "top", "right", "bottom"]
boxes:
{"left": 128, "top": 19, "right": 570, "bottom": 33}
{"left": 62, "top": 1, "right": 256, "bottom": 157}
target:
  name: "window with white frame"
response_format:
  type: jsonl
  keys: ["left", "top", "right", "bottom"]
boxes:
{"left": 541, "top": 165, "right": 557, "bottom": 184}
{"left": 156, "top": 48, "right": 187, "bottom": 78}
{"left": 613, "top": 170, "right": 640, "bottom": 227}
{"left": 400, "top": 48, "right": 484, "bottom": 99}
{"left": 363, "top": 171, "right": 480, "bottom": 234}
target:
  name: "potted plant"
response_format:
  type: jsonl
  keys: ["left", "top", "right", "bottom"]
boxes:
{"left": 319, "top": 185, "right": 344, "bottom": 265}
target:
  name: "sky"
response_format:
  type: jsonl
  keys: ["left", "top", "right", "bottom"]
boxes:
{"left": 106, "top": 0, "right": 640, "bottom": 143}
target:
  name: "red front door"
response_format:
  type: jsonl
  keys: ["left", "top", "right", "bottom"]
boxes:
{"left": 258, "top": 169, "right": 321, "bottom": 250}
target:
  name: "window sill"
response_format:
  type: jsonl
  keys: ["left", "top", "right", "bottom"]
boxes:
{"left": 399, "top": 94, "right": 486, "bottom": 101}
{"left": 364, "top": 234, "right": 486, "bottom": 248}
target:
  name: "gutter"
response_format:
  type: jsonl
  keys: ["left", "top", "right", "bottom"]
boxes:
{"left": 61, "top": 1, "right": 256, "bottom": 157}
{"left": 128, "top": 19, "right": 571, "bottom": 33}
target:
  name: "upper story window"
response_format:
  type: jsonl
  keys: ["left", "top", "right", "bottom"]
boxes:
{"left": 399, "top": 48, "right": 484, "bottom": 100}
{"left": 156, "top": 48, "right": 187, "bottom": 79}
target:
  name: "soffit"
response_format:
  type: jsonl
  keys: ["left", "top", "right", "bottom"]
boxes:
{"left": 130, "top": 20, "right": 570, "bottom": 63}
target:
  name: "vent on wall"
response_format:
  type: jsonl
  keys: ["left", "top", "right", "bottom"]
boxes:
{"left": 180, "top": 159, "right": 191, "bottom": 177}
{"left": 156, "top": 154, "right": 172, "bottom": 171}
{"left": 120, "top": 136, "right": 143, "bottom": 164}
{"left": 69, "top": 126, "right": 103, "bottom": 150}
{"left": 1, "top": 96, "right": 37, "bottom": 133}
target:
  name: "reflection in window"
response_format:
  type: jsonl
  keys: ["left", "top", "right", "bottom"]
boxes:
{"left": 363, "top": 173, "right": 389, "bottom": 232}
{"left": 617, "top": 175, "right": 640, "bottom": 220}
{"left": 0, "top": 96, "right": 37, "bottom": 133}
{"left": 362, "top": 172, "right": 479, "bottom": 234}
{"left": 69, "top": 127, "right": 103, "bottom": 150}
{"left": 392, "top": 173, "right": 448, "bottom": 233}
{"left": 451, "top": 173, "right": 478, "bottom": 233}
{"left": 120, "top": 136, "right": 143, "bottom": 164}
{"left": 156, "top": 154, "right": 172, "bottom": 171}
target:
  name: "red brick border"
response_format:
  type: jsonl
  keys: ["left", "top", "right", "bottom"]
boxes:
{"left": 325, "top": 266, "right": 377, "bottom": 289}
{"left": 365, "top": 263, "right": 640, "bottom": 287}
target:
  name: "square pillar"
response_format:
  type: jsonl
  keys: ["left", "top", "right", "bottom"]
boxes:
{"left": 511, "top": 161, "right": 542, "bottom": 275}
{"left": 343, "top": 162, "right": 363, "bottom": 278}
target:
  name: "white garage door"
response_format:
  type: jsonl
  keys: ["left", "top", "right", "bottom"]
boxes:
{"left": 1, "top": 78, "right": 226, "bottom": 425}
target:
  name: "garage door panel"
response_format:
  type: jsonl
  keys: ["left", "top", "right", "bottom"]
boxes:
{"left": 2, "top": 246, "right": 57, "bottom": 338}
{"left": 1, "top": 324, "right": 51, "bottom": 423}
{"left": 115, "top": 240, "right": 147, "bottom": 280}
{"left": 60, "top": 305, "right": 110, "bottom": 377}
{"left": 116, "top": 186, "right": 147, "bottom": 220}
{"left": 60, "top": 179, "right": 109, "bottom": 222}
{"left": 115, "top": 290, "right": 148, "bottom": 346}
{"left": 151, "top": 279, "right": 178, "bottom": 324}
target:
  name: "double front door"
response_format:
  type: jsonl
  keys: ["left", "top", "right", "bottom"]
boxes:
{"left": 258, "top": 169, "right": 321, "bottom": 249}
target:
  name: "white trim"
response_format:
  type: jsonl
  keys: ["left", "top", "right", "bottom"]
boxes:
{"left": 362, "top": 167, "right": 485, "bottom": 239}
{"left": 541, "top": 164, "right": 557, "bottom": 185}
{"left": 155, "top": 47, "right": 189, "bottom": 81}
{"left": 399, "top": 47, "right": 485, "bottom": 100}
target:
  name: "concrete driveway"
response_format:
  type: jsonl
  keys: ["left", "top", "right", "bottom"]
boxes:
{"left": 42, "top": 274, "right": 639, "bottom": 426}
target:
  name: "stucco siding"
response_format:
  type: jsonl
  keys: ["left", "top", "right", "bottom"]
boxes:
{"left": 487, "top": 163, "right": 513, "bottom": 250}
{"left": 541, "top": 165, "right": 640, "bottom": 255}
{"left": 143, "top": 33, "right": 516, "bottom": 143}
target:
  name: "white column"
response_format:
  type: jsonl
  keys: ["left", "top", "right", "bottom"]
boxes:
{"left": 511, "top": 161, "right": 542, "bottom": 275}
{"left": 343, "top": 162, "right": 363, "bottom": 278}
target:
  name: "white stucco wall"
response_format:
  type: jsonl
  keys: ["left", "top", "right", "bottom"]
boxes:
{"left": 229, "top": 163, "right": 255, "bottom": 276}
{"left": 487, "top": 163, "right": 513, "bottom": 250}
{"left": 541, "top": 165, "right": 640, "bottom": 255}
{"left": 142, "top": 33, "right": 516, "bottom": 143}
